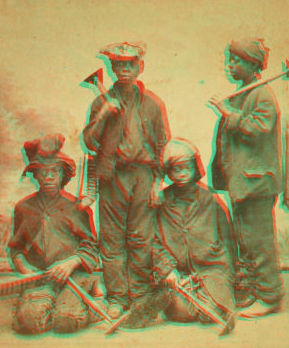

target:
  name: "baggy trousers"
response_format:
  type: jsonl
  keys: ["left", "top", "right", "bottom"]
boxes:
{"left": 232, "top": 196, "right": 283, "bottom": 303}
{"left": 13, "top": 272, "right": 100, "bottom": 334}
{"left": 99, "top": 164, "right": 155, "bottom": 307}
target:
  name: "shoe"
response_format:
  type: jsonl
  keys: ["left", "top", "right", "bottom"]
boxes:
{"left": 238, "top": 300, "right": 281, "bottom": 319}
{"left": 107, "top": 303, "right": 124, "bottom": 320}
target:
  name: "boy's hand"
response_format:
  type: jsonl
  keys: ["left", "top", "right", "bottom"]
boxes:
{"left": 100, "top": 98, "right": 122, "bottom": 119}
{"left": 149, "top": 178, "right": 164, "bottom": 208}
{"left": 207, "top": 94, "right": 230, "bottom": 117}
{"left": 46, "top": 256, "right": 81, "bottom": 284}
{"left": 13, "top": 254, "right": 38, "bottom": 275}
{"left": 164, "top": 269, "right": 180, "bottom": 290}
{"left": 77, "top": 196, "right": 95, "bottom": 210}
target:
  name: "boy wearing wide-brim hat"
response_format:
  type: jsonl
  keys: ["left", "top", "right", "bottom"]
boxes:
{"left": 151, "top": 138, "right": 235, "bottom": 329}
{"left": 8, "top": 134, "right": 102, "bottom": 334}
{"left": 81, "top": 42, "right": 170, "bottom": 319}
{"left": 208, "top": 38, "right": 283, "bottom": 318}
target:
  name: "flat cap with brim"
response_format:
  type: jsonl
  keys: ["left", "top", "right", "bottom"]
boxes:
{"left": 229, "top": 38, "right": 269, "bottom": 71}
{"left": 160, "top": 138, "right": 205, "bottom": 182}
{"left": 98, "top": 41, "right": 146, "bottom": 61}
{"left": 22, "top": 133, "right": 76, "bottom": 187}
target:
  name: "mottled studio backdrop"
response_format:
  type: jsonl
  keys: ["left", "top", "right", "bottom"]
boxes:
{"left": 0, "top": 0, "right": 288, "bottom": 260}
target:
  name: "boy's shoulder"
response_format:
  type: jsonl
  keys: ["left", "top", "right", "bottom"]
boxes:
{"left": 15, "top": 192, "right": 39, "bottom": 211}
{"left": 138, "top": 83, "right": 165, "bottom": 108}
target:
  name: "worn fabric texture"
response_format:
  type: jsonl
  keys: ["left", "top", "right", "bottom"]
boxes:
{"left": 232, "top": 197, "right": 283, "bottom": 303}
{"left": 152, "top": 183, "right": 235, "bottom": 314}
{"left": 82, "top": 81, "right": 169, "bottom": 185}
{"left": 9, "top": 191, "right": 98, "bottom": 272}
{"left": 9, "top": 191, "right": 100, "bottom": 333}
{"left": 211, "top": 85, "right": 282, "bottom": 201}
{"left": 12, "top": 272, "right": 101, "bottom": 334}
{"left": 99, "top": 164, "right": 155, "bottom": 307}
{"left": 211, "top": 84, "right": 283, "bottom": 303}
{"left": 82, "top": 81, "right": 169, "bottom": 307}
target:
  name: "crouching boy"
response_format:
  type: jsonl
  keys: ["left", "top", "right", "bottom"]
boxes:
{"left": 8, "top": 134, "right": 104, "bottom": 334}
{"left": 152, "top": 138, "right": 236, "bottom": 330}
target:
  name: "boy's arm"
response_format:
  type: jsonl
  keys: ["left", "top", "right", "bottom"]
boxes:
{"left": 151, "top": 213, "right": 178, "bottom": 284}
{"left": 208, "top": 87, "right": 278, "bottom": 143}
{"left": 46, "top": 207, "right": 99, "bottom": 284}
{"left": 9, "top": 206, "right": 39, "bottom": 274}
{"left": 82, "top": 96, "right": 122, "bottom": 153}
{"left": 150, "top": 101, "right": 171, "bottom": 207}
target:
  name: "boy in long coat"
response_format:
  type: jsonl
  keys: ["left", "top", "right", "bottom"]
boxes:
{"left": 152, "top": 139, "right": 235, "bottom": 327}
{"left": 8, "top": 134, "right": 101, "bottom": 334}
{"left": 208, "top": 38, "right": 283, "bottom": 317}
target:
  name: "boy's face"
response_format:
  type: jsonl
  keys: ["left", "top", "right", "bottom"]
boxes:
{"left": 228, "top": 53, "right": 257, "bottom": 82}
{"left": 167, "top": 160, "right": 196, "bottom": 187}
{"left": 35, "top": 164, "right": 64, "bottom": 195}
{"left": 111, "top": 59, "right": 142, "bottom": 84}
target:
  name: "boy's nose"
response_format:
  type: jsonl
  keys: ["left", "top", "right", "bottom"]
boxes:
{"left": 122, "top": 61, "right": 131, "bottom": 71}
{"left": 45, "top": 172, "right": 55, "bottom": 180}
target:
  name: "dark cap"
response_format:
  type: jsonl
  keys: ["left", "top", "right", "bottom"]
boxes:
{"left": 160, "top": 138, "right": 205, "bottom": 182}
{"left": 98, "top": 41, "right": 146, "bottom": 61}
{"left": 229, "top": 38, "right": 269, "bottom": 70}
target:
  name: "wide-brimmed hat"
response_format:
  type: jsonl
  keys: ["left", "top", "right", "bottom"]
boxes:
{"left": 160, "top": 138, "right": 205, "bottom": 182}
{"left": 22, "top": 133, "right": 76, "bottom": 187}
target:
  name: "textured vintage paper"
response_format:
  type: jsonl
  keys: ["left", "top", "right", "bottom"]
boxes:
{"left": 0, "top": 0, "right": 289, "bottom": 347}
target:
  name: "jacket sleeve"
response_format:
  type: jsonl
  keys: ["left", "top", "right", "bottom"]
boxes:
{"left": 82, "top": 96, "right": 107, "bottom": 154}
{"left": 71, "top": 208, "right": 99, "bottom": 273}
{"left": 8, "top": 205, "right": 26, "bottom": 261}
{"left": 151, "top": 212, "right": 178, "bottom": 282}
{"left": 152, "top": 100, "right": 171, "bottom": 178}
{"left": 226, "top": 87, "right": 278, "bottom": 143}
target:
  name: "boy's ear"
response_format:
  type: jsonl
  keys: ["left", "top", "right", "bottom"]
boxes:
{"left": 138, "top": 60, "right": 144, "bottom": 74}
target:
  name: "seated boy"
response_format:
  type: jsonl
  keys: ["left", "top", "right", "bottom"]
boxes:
{"left": 8, "top": 134, "right": 103, "bottom": 334}
{"left": 151, "top": 138, "right": 236, "bottom": 329}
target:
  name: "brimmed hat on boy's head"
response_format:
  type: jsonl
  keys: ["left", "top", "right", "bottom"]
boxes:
{"left": 160, "top": 138, "right": 205, "bottom": 182}
{"left": 229, "top": 38, "right": 269, "bottom": 71}
{"left": 23, "top": 133, "right": 76, "bottom": 187}
{"left": 98, "top": 41, "right": 147, "bottom": 61}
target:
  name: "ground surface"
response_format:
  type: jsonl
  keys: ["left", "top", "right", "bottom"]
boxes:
{"left": 0, "top": 273, "right": 288, "bottom": 348}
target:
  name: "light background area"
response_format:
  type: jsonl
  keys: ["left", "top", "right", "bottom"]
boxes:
{"left": 1, "top": 0, "right": 288, "bottom": 228}
{"left": 0, "top": 0, "right": 288, "bottom": 224}
{"left": 0, "top": 1, "right": 289, "bottom": 347}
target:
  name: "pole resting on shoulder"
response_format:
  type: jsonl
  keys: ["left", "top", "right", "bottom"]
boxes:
{"left": 222, "top": 59, "right": 289, "bottom": 100}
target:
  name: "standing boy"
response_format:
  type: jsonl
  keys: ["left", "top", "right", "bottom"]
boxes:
{"left": 81, "top": 42, "right": 170, "bottom": 319}
{"left": 208, "top": 38, "right": 283, "bottom": 317}
{"left": 9, "top": 134, "right": 101, "bottom": 334}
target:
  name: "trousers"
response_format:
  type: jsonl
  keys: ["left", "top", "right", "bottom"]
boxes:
{"left": 232, "top": 196, "right": 283, "bottom": 303}
{"left": 99, "top": 164, "right": 155, "bottom": 307}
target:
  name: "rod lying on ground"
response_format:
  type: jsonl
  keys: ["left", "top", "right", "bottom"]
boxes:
{"left": 175, "top": 283, "right": 236, "bottom": 337}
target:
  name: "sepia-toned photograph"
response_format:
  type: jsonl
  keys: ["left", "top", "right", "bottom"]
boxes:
{"left": 0, "top": 1, "right": 289, "bottom": 347}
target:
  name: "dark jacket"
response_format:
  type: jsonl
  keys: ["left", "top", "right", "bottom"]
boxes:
{"left": 211, "top": 85, "right": 282, "bottom": 201}
{"left": 9, "top": 191, "right": 98, "bottom": 273}
{"left": 152, "top": 183, "right": 235, "bottom": 311}
{"left": 82, "top": 81, "right": 169, "bottom": 182}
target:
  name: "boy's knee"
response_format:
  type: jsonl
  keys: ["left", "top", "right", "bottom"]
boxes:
{"left": 53, "top": 303, "right": 89, "bottom": 333}
{"left": 13, "top": 293, "right": 54, "bottom": 334}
